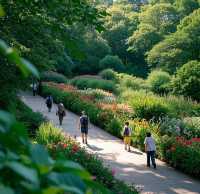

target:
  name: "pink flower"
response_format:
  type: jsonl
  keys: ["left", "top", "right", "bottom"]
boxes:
{"left": 91, "top": 176, "right": 96, "bottom": 180}
{"left": 111, "top": 169, "right": 116, "bottom": 176}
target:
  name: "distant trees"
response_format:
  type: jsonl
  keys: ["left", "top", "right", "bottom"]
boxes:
{"left": 147, "top": 8, "right": 200, "bottom": 72}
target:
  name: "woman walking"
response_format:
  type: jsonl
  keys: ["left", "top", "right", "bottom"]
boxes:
{"left": 56, "top": 103, "right": 66, "bottom": 125}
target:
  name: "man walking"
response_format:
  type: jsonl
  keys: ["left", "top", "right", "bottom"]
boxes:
{"left": 144, "top": 132, "right": 156, "bottom": 169}
{"left": 46, "top": 95, "right": 53, "bottom": 112}
{"left": 56, "top": 103, "right": 66, "bottom": 126}
{"left": 78, "top": 111, "right": 89, "bottom": 144}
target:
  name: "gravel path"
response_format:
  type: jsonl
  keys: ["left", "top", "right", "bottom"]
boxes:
{"left": 20, "top": 93, "right": 200, "bottom": 194}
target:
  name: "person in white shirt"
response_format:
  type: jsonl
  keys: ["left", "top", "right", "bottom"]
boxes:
{"left": 144, "top": 132, "right": 156, "bottom": 169}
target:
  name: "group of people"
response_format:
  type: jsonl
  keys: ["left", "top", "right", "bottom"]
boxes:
{"left": 45, "top": 95, "right": 89, "bottom": 144}
{"left": 44, "top": 95, "right": 157, "bottom": 169}
{"left": 122, "top": 122, "right": 156, "bottom": 168}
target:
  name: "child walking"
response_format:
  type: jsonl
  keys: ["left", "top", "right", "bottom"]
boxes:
{"left": 144, "top": 132, "right": 156, "bottom": 169}
{"left": 123, "top": 122, "right": 132, "bottom": 152}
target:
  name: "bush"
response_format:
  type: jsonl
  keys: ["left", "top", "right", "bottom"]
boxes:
{"left": 167, "top": 140, "right": 200, "bottom": 177}
{"left": 147, "top": 70, "right": 171, "bottom": 94}
{"left": 121, "top": 90, "right": 200, "bottom": 119}
{"left": 99, "top": 55, "right": 125, "bottom": 72}
{"left": 172, "top": 60, "right": 200, "bottom": 101}
{"left": 15, "top": 100, "right": 46, "bottom": 137}
{"left": 36, "top": 123, "right": 138, "bottom": 194}
{"left": 71, "top": 77, "right": 116, "bottom": 92}
{"left": 183, "top": 117, "right": 200, "bottom": 138}
{"left": 117, "top": 73, "right": 149, "bottom": 91}
{"left": 40, "top": 71, "right": 68, "bottom": 83}
{"left": 99, "top": 69, "right": 117, "bottom": 81}
{"left": 121, "top": 90, "right": 169, "bottom": 120}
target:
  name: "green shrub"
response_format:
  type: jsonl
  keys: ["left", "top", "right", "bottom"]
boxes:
{"left": 41, "top": 71, "right": 68, "bottom": 83}
{"left": 121, "top": 89, "right": 200, "bottom": 119}
{"left": 183, "top": 117, "right": 200, "bottom": 138}
{"left": 164, "top": 95, "right": 200, "bottom": 118}
{"left": 169, "top": 142, "right": 200, "bottom": 177}
{"left": 99, "top": 69, "right": 117, "bottom": 81}
{"left": 172, "top": 60, "right": 200, "bottom": 101}
{"left": 122, "top": 90, "right": 169, "bottom": 120}
{"left": 117, "top": 73, "right": 149, "bottom": 91}
{"left": 15, "top": 100, "right": 46, "bottom": 137}
{"left": 147, "top": 70, "right": 171, "bottom": 94}
{"left": 71, "top": 77, "right": 116, "bottom": 92}
{"left": 37, "top": 123, "right": 138, "bottom": 194}
{"left": 36, "top": 122, "right": 65, "bottom": 144}
{"left": 99, "top": 55, "right": 125, "bottom": 72}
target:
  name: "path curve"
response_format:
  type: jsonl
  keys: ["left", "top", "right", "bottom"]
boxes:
{"left": 20, "top": 92, "right": 200, "bottom": 194}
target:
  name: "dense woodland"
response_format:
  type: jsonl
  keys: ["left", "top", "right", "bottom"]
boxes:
{"left": 1, "top": 0, "right": 200, "bottom": 109}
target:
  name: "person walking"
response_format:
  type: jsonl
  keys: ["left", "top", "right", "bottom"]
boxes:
{"left": 45, "top": 95, "right": 53, "bottom": 112}
{"left": 56, "top": 103, "right": 66, "bottom": 125}
{"left": 78, "top": 111, "right": 89, "bottom": 144}
{"left": 144, "top": 132, "right": 156, "bottom": 169}
{"left": 32, "top": 82, "right": 38, "bottom": 96}
{"left": 123, "top": 122, "right": 132, "bottom": 152}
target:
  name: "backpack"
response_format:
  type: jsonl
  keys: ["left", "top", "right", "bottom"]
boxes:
{"left": 123, "top": 126, "right": 130, "bottom": 136}
{"left": 80, "top": 116, "right": 88, "bottom": 128}
{"left": 46, "top": 97, "right": 52, "bottom": 106}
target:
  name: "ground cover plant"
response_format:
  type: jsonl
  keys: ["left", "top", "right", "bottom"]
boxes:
{"left": 36, "top": 122, "right": 138, "bottom": 194}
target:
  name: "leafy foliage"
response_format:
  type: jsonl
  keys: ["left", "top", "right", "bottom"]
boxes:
{"left": 172, "top": 60, "right": 200, "bottom": 101}
{"left": 147, "top": 70, "right": 171, "bottom": 94}
{"left": 99, "top": 55, "right": 125, "bottom": 72}
{"left": 0, "top": 110, "right": 113, "bottom": 194}
{"left": 41, "top": 71, "right": 68, "bottom": 83}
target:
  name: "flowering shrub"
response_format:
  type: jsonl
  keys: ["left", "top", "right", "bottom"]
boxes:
{"left": 130, "top": 119, "right": 159, "bottom": 151}
{"left": 36, "top": 123, "right": 138, "bottom": 194}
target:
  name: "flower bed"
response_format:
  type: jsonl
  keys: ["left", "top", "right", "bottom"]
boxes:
{"left": 36, "top": 123, "right": 138, "bottom": 194}
{"left": 40, "top": 82, "right": 200, "bottom": 178}
{"left": 157, "top": 136, "right": 200, "bottom": 177}
{"left": 41, "top": 83, "right": 123, "bottom": 138}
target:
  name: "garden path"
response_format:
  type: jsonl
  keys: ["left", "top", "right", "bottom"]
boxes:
{"left": 20, "top": 92, "right": 200, "bottom": 194}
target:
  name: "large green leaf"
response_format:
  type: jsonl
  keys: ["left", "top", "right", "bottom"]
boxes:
{"left": 0, "top": 110, "right": 15, "bottom": 133}
{"left": 30, "top": 144, "right": 54, "bottom": 174}
{"left": 0, "top": 185, "right": 15, "bottom": 194}
{"left": 6, "top": 161, "right": 39, "bottom": 185}
{"left": 47, "top": 172, "right": 86, "bottom": 194}
{"left": 54, "top": 160, "right": 91, "bottom": 180}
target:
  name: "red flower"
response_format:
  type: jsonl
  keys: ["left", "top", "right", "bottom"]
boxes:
{"left": 72, "top": 144, "right": 79, "bottom": 153}
{"left": 63, "top": 143, "right": 67, "bottom": 149}
{"left": 192, "top": 138, "right": 200, "bottom": 143}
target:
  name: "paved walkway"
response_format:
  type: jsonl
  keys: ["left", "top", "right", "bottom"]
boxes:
{"left": 20, "top": 93, "right": 200, "bottom": 194}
